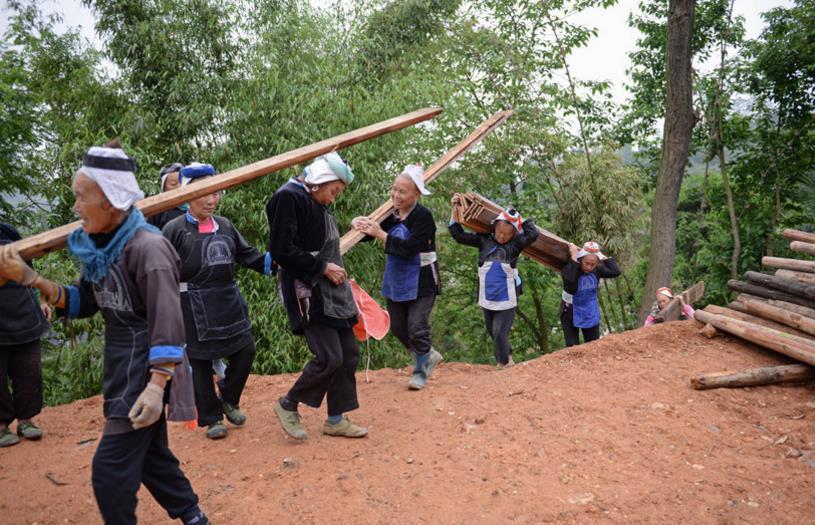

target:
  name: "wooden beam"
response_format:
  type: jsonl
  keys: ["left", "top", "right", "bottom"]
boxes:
{"left": 339, "top": 110, "right": 513, "bottom": 255}
{"left": 731, "top": 296, "right": 815, "bottom": 336}
{"left": 783, "top": 228, "right": 815, "bottom": 244}
{"left": 704, "top": 304, "right": 813, "bottom": 340}
{"left": 762, "top": 256, "right": 815, "bottom": 274}
{"left": 11, "top": 107, "right": 444, "bottom": 259}
{"left": 744, "top": 270, "right": 815, "bottom": 301}
{"left": 727, "top": 280, "right": 815, "bottom": 309}
{"left": 691, "top": 364, "right": 815, "bottom": 390}
{"left": 776, "top": 269, "right": 815, "bottom": 286}
{"left": 694, "top": 309, "right": 815, "bottom": 366}
{"left": 790, "top": 241, "right": 815, "bottom": 257}
{"left": 659, "top": 281, "right": 704, "bottom": 322}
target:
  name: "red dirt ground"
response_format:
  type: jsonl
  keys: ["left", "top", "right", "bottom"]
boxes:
{"left": 1, "top": 320, "right": 814, "bottom": 524}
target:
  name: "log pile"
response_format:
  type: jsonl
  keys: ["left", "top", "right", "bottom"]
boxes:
{"left": 692, "top": 228, "right": 815, "bottom": 390}
{"left": 450, "top": 192, "right": 571, "bottom": 271}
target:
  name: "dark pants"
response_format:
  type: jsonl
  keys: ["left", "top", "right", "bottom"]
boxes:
{"left": 387, "top": 294, "right": 435, "bottom": 356}
{"left": 190, "top": 341, "right": 256, "bottom": 427}
{"left": 483, "top": 307, "right": 516, "bottom": 365}
{"left": 0, "top": 339, "right": 42, "bottom": 425}
{"left": 287, "top": 323, "right": 360, "bottom": 417}
{"left": 91, "top": 415, "right": 203, "bottom": 525}
{"left": 560, "top": 303, "right": 600, "bottom": 347}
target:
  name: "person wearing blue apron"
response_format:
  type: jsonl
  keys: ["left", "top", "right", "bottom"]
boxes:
{"left": 352, "top": 164, "right": 442, "bottom": 390}
{"left": 162, "top": 163, "right": 272, "bottom": 440}
{"left": 267, "top": 153, "right": 368, "bottom": 440}
{"left": 448, "top": 203, "right": 539, "bottom": 368}
{"left": 0, "top": 223, "right": 50, "bottom": 447}
{"left": 0, "top": 140, "right": 208, "bottom": 525}
{"left": 559, "top": 241, "right": 621, "bottom": 347}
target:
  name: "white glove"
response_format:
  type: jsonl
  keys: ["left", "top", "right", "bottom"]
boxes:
{"left": 128, "top": 382, "right": 165, "bottom": 429}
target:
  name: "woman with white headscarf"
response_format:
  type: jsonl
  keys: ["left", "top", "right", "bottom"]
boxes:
{"left": 644, "top": 287, "right": 695, "bottom": 326}
{"left": 559, "top": 241, "right": 621, "bottom": 347}
{"left": 0, "top": 140, "right": 208, "bottom": 525}
{"left": 352, "top": 164, "right": 442, "bottom": 391}
{"left": 266, "top": 153, "right": 368, "bottom": 440}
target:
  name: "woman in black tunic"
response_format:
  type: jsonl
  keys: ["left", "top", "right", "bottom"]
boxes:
{"left": 147, "top": 162, "right": 186, "bottom": 229}
{"left": 267, "top": 153, "right": 367, "bottom": 440}
{"left": 162, "top": 162, "right": 271, "bottom": 440}
{"left": 0, "top": 223, "right": 50, "bottom": 447}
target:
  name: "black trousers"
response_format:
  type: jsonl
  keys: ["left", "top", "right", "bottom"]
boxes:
{"left": 190, "top": 341, "right": 256, "bottom": 427}
{"left": 287, "top": 323, "right": 359, "bottom": 417}
{"left": 91, "top": 414, "right": 203, "bottom": 525}
{"left": 483, "top": 307, "right": 516, "bottom": 365}
{"left": 560, "top": 303, "right": 600, "bottom": 347}
{"left": 0, "top": 339, "right": 42, "bottom": 425}
{"left": 387, "top": 294, "right": 436, "bottom": 356}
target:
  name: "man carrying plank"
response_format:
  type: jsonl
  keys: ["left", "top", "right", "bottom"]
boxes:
{"left": 0, "top": 140, "right": 208, "bottom": 525}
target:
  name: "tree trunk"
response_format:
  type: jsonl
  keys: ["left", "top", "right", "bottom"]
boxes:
{"left": 731, "top": 296, "right": 815, "bottom": 336}
{"left": 776, "top": 269, "right": 815, "bottom": 286}
{"left": 790, "top": 241, "right": 815, "bottom": 256}
{"left": 763, "top": 256, "right": 815, "bottom": 273}
{"left": 691, "top": 364, "right": 815, "bottom": 390}
{"left": 744, "top": 271, "right": 815, "bottom": 301}
{"left": 638, "top": 0, "right": 698, "bottom": 323}
{"left": 728, "top": 280, "right": 815, "bottom": 309}
{"left": 783, "top": 229, "right": 815, "bottom": 244}
{"left": 703, "top": 304, "right": 812, "bottom": 339}
{"left": 694, "top": 309, "right": 815, "bottom": 366}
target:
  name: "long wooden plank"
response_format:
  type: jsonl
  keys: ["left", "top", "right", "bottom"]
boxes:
{"left": 783, "top": 228, "right": 815, "bottom": 244}
{"left": 660, "top": 281, "right": 704, "bottom": 322}
{"left": 339, "top": 110, "right": 513, "bottom": 255}
{"left": 762, "top": 256, "right": 815, "bottom": 274}
{"left": 12, "top": 107, "right": 444, "bottom": 259}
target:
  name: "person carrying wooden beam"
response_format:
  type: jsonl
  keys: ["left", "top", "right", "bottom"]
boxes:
{"left": 352, "top": 165, "right": 443, "bottom": 391}
{"left": 559, "top": 241, "right": 621, "bottom": 347}
{"left": 0, "top": 140, "right": 208, "bottom": 525}
{"left": 161, "top": 162, "right": 272, "bottom": 441}
{"left": 147, "top": 162, "right": 186, "bottom": 229}
{"left": 448, "top": 199, "right": 539, "bottom": 369}
{"left": 268, "top": 153, "right": 368, "bottom": 440}
{"left": 644, "top": 286, "right": 696, "bottom": 326}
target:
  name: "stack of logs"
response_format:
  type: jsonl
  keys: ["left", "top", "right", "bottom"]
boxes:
{"left": 692, "top": 229, "right": 815, "bottom": 390}
{"left": 451, "top": 192, "right": 571, "bottom": 271}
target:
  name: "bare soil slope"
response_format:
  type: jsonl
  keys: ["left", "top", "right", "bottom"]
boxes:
{"left": 2, "top": 321, "right": 814, "bottom": 524}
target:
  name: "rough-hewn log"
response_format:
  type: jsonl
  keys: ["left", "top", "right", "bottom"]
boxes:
{"left": 339, "top": 110, "right": 513, "bottom": 255}
{"left": 740, "top": 295, "right": 815, "bottom": 321}
{"left": 762, "top": 256, "right": 815, "bottom": 274}
{"left": 790, "top": 241, "right": 815, "bottom": 256}
{"left": 691, "top": 364, "right": 815, "bottom": 390}
{"left": 776, "top": 269, "right": 815, "bottom": 286}
{"left": 744, "top": 270, "right": 815, "bottom": 301}
{"left": 783, "top": 228, "right": 815, "bottom": 244}
{"left": 694, "top": 309, "right": 815, "bottom": 366}
{"left": 731, "top": 296, "right": 815, "bottom": 336}
{"left": 9, "top": 107, "right": 444, "bottom": 259}
{"left": 705, "top": 304, "right": 813, "bottom": 340}
{"left": 659, "top": 281, "right": 704, "bottom": 322}
{"left": 727, "top": 280, "right": 815, "bottom": 309}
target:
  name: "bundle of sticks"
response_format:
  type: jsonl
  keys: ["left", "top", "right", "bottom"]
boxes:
{"left": 692, "top": 229, "right": 815, "bottom": 390}
{"left": 451, "top": 192, "right": 571, "bottom": 271}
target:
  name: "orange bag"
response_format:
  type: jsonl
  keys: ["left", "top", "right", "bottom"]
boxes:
{"left": 350, "top": 279, "right": 390, "bottom": 341}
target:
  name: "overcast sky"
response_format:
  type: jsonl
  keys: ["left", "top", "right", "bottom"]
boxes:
{"left": 1, "top": 0, "right": 793, "bottom": 104}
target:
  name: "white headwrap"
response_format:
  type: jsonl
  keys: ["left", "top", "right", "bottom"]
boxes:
{"left": 576, "top": 241, "right": 606, "bottom": 260}
{"left": 303, "top": 152, "right": 354, "bottom": 187}
{"left": 79, "top": 146, "right": 143, "bottom": 210}
{"left": 399, "top": 164, "right": 431, "bottom": 195}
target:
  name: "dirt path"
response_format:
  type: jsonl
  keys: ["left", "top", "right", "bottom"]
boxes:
{"left": 2, "top": 321, "right": 814, "bottom": 524}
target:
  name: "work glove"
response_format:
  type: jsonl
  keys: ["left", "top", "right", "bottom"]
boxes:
{"left": 0, "top": 245, "right": 38, "bottom": 288}
{"left": 128, "top": 382, "right": 165, "bottom": 429}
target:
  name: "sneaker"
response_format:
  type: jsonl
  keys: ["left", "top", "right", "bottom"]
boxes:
{"left": 273, "top": 400, "right": 307, "bottom": 440}
{"left": 205, "top": 421, "right": 228, "bottom": 440}
{"left": 17, "top": 421, "right": 43, "bottom": 440}
{"left": 408, "top": 371, "right": 427, "bottom": 390}
{"left": 323, "top": 417, "right": 368, "bottom": 438}
{"left": 222, "top": 401, "right": 246, "bottom": 426}
{"left": 425, "top": 348, "right": 443, "bottom": 378}
{"left": 0, "top": 427, "right": 19, "bottom": 448}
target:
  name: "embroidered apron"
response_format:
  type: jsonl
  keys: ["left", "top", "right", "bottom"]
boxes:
{"left": 572, "top": 272, "right": 600, "bottom": 328}
{"left": 381, "top": 223, "right": 421, "bottom": 302}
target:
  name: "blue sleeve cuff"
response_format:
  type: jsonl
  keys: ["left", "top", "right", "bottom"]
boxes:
{"left": 264, "top": 251, "right": 272, "bottom": 275}
{"left": 66, "top": 285, "right": 80, "bottom": 319}
{"left": 149, "top": 345, "right": 184, "bottom": 365}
